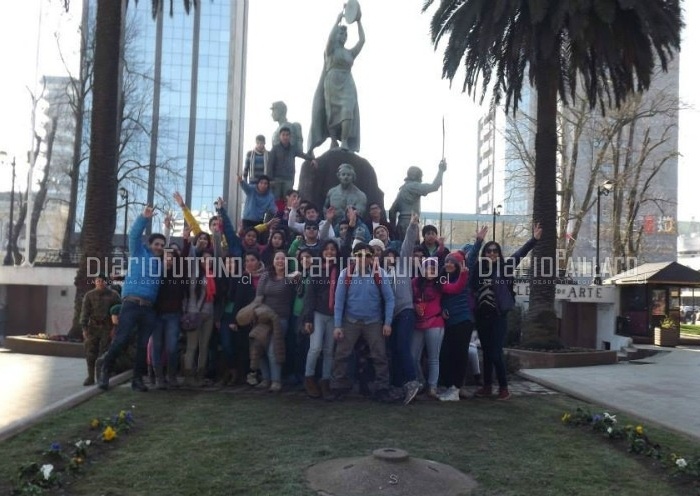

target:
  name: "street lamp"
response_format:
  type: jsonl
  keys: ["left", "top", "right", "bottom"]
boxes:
{"left": 595, "top": 180, "right": 614, "bottom": 285}
{"left": 492, "top": 204, "right": 502, "bottom": 241}
{"left": 1, "top": 153, "right": 17, "bottom": 266}
{"left": 118, "top": 187, "right": 128, "bottom": 253}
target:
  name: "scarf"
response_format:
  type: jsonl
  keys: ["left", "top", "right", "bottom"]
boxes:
{"left": 205, "top": 274, "right": 217, "bottom": 302}
{"left": 328, "top": 265, "right": 338, "bottom": 312}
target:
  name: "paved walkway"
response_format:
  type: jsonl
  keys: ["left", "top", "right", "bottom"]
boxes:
{"left": 520, "top": 345, "right": 700, "bottom": 441}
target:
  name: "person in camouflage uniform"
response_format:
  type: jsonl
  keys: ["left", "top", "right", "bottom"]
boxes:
{"left": 81, "top": 274, "right": 121, "bottom": 385}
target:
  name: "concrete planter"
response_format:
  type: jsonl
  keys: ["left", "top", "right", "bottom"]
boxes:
{"left": 4, "top": 336, "right": 84, "bottom": 358}
{"left": 506, "top": 348, "right": 618, "bottom": 369}
{"left": 654, "top": 327, "right": 679, "bottom": 347}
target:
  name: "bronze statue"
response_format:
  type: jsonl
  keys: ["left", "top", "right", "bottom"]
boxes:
{"left": 307, "top": 5, "right": 364, "bottom": 154}
{"left": 324, "top": 163, "right": 368, "bottom": 218}
{"left": 271, "top": 101, "right": 304, "bottom": 156}
{"left": 389, "top": 160, "right": 447, "bottom": 240}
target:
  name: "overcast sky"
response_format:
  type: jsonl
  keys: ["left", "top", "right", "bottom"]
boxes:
{"left": 1, "top": 0, "right": 698, "bottom": 221}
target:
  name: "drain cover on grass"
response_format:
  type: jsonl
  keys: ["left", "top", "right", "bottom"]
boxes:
{"left": 306, "top": 448, "right": 477, "bottom": 495}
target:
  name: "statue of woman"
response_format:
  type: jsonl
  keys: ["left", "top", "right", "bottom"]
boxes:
{"left": 307, "top": 8, "right": 365, "bottom": 154}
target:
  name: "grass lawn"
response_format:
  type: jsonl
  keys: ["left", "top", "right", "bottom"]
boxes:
{"left": 1, "top": 386, "right": 698, "bottom": 495}
{"left": 681, "top": 324, "right": 700, "bottom": 336}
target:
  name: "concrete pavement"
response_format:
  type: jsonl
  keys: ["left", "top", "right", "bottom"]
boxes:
{"left": 0, "top": 348, "right": 130, "bottom": 441}
{"left": 520, "top": 345, "right": 700, "bottom": 441}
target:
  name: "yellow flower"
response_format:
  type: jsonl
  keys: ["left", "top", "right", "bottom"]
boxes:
{"left": 90, "top": 418, "right": 100, "bottom": 429}
{"left": 102, "top": 426, "right": 117, "bottom": 442}
{"left": 561, "top": 413, "right": 571, "bottom": 423}
{"left": 635, "top": 425, "right": 644, "bottom": 435}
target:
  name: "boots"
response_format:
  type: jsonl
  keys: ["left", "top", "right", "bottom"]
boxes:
{"left": 167, "top": 370, "right": 180, "bottom": 388}
{"left": 183, "top": 369, "right": 197, "bottom": 388}
{"left": 304, "top": 376, "right": 321, "bottom": 398}
{"left": 84, "top": 360, "right": 96, "bottom": 386}
{"left": 319, "top": 379, "right": 332, "bottom": 400}
{"left": 131, "top": 376, "right": 149, "bottom": 392}
{"left": 97, "top": 355, "right": 110, "bottom": 391}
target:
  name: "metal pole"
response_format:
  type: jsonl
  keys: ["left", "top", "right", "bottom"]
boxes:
{"left": 492, "top": 208, "right": 496, "bottom": 241}
{"left": 595, "top": 188, "right": 601, "bottom": 285}
{"left": 123, "top": 200, "right": 128, "bottom": 253}
{"left": 4, "top": 157, "right": 16, "bottom": 266}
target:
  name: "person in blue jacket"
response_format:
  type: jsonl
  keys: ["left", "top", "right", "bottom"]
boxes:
{"left": 98, "top": 205, "right": 165, "bottom": 392}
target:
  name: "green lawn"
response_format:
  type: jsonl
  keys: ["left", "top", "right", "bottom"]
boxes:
{"left": 1, "top": 387, "right": 697, "bottom": 495}
{"left": 681, "top": 324, "right": 700, "bottom": 336}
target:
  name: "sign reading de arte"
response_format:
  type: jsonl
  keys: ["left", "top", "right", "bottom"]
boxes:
{"left": 514, "top": 283, "right": 615, "bottom": 303}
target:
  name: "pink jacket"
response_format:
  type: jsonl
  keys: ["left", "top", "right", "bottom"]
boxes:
{"left": 412, "top": 271, "right": 467, "bottom": 330}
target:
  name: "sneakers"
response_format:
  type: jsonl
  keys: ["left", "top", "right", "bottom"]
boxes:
{"left": 439, "top": 386, "right": 460, "bottom": 402}
{"left": 269, "top": 381, "right": 282, "bottom": 393}
{"left": 246, "top": 371, "right": 259, "bottom": 386}
{"left": 255, "top": 379, "right": 271, "bottom": 390}
{"left": 474, "top": 385, "right": 493, "bottom": 398}
{"left": 426, "top": 387, "right": 439, "bottom": 399}
{"left": 496, "top": 388, "right": 512, "bottom": 401}
{"left": 403, "top": 380, "right": 420, "bottom": 405}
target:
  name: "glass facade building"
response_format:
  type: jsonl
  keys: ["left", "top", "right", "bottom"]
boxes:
{"left": 77, "top": 0, "right": 248, "bottom": 235}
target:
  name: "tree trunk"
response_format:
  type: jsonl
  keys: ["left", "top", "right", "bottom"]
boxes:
{"left": 70, "top": 0, "right": 122, "bottom": 339}
{"left": 10, "top": 193, "right": 26, "bottom": 266}
{"left": 29, "top": 118, "right": 58, "bottom": 263}
{"left": 523, "top": 57, "right": 561, "bottom": 349}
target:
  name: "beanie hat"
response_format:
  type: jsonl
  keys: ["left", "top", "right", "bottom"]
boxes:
{"left": 445, "top": 250, "right": 465, "bottom": 265}
{"left": 368, "top": 238, "right": 385, "bottom": 251}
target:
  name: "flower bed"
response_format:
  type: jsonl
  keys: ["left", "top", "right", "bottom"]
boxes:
{"left": 562, "top": 407, "right": 700, "bottom": 487}
{"left": 11, "top": 408, "right": 135, "bottom": 494}
{"left": 4, "top": 336, "right": 83, "bottom": 358}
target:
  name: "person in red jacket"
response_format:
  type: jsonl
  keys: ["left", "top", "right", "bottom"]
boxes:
{"left": 411, "top": 256, "right": 467, "bottom": 398}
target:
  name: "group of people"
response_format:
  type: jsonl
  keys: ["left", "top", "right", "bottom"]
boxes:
{"left": 81, "top": 179, "right": 541, "bottom": 405}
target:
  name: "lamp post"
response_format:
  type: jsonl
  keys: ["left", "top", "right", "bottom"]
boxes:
{"left": 2, "top": 153, "right": 16, "bottom": 266}
{"left": 492, "top": 204, "right": 502, "bottom": 241}
{"left": 595, "top": 180, "right": 614, "bottom": 285}
{"left": 118, "top": 187, "right": 128, "bottom": 253}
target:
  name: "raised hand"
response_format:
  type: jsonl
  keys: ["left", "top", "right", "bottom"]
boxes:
{"left": 533, "top": 223, "right": 543, "bottom": 240}
{"left": 476, "top": 225, "right": 488, "bottom": 242}
{"left": 173, "top": 191, "right": 185, "bottom": 208}
{"left": 326, "top": 206, "right": 336, "bottom": 221}
{"left": 410, "top": 212, "right": 420, "bottom": 225}
{"left": 439, "top": 159, "right": 447, "bottom": 172}
{"left": 215, "top": 196, "right": 225, "bottom": 210}
{"left": 164, "top": 212, "right": 173, "bottom": 229}
{"left": 143, "top": 205, "right": 156, "bottom": 218}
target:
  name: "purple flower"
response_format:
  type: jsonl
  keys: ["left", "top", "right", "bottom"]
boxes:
{"left": 125, "top": 411, "right": 134, "bottom": 423}
{"left": 592, "top": 414, "right": 603, "bottom": 423}
{"left": 50, "top": 442, "right": 61, "bottom": 452}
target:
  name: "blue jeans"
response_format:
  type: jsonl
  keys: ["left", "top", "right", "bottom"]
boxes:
{"left": 305, "top": 312, "right": 335, "bottom": 379}
{"left": 152, "top": 312, "right": 181, "bottom": 375}
{"left": 259, "top": 318, "right": 289, "bottom": 383}
{"left": 411, "top": 327, "right": 444, "bottom": 388}
{"left": 390, "top": 309, "right": 417, "bottom": 386}
{"left": 477, "top": 313, "right": 509, "bottom": 389}
{"left": 103, "top": 300, "right": 157, "bottom": 377}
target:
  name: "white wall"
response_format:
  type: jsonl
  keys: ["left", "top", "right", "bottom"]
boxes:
{"left": 45, "top": 285, "right": 76, "bottom": 335}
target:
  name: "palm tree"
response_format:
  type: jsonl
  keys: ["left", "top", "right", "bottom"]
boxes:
{"left": 423, "top": 0, "right": 682, "bottom": 347}
{"left": 69, "top": 0, "right": 197, "bottom": 337}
